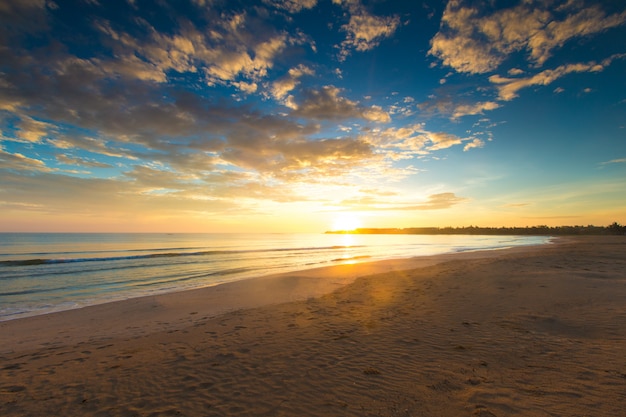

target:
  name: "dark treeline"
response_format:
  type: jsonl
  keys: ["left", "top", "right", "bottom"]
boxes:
{"left": 326, "top": 222, "right": 626, "bottom": 236}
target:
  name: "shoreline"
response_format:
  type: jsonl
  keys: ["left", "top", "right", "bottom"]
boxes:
{"left": 1, "top": 239, "right": 555, "bottom": 353}
{"left": 0, "top": 234, "right": 551, "bottom": 324}
{"left": 2, "top": 236, "right": 625, "bottom": 416}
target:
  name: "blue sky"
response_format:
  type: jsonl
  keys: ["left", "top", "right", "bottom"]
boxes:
{"left": 1, "top": 0, "right": 625, "bottom": 232}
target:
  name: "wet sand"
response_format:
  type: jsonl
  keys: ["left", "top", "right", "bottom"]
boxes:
{"left": 1, "top": 236, "right": 625, "bottom": 416}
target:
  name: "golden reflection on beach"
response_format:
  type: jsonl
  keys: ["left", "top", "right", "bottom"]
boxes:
{"left": 2, "top": 237, "right": 626, "bottom": 416}
{"left": 337, "top": 234, "right": 358, "bottom": 264}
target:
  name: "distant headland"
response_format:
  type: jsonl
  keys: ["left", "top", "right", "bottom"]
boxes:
{"left": 326, "top": 223, "right": 626, "bottom": 236}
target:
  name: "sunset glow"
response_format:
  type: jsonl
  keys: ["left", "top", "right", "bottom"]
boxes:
{"left": 331, "top": 215, "right": 363, "bottom": 232}
{"left": 0, "top": 0, "right": 624, "bottom": 232}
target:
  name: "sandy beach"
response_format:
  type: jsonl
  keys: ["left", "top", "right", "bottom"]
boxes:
{"left": 1, "top": 236, "right": 625, "bottom": 416}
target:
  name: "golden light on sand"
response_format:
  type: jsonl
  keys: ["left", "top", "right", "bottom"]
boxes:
{"left": 331, "top": 214, "right": 362, "bottom": 231}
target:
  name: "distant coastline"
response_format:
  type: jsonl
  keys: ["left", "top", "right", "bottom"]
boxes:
{"left": 326, "top": 223, "right": 626, "bottom": 236}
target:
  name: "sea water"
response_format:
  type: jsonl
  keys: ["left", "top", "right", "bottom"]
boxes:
{"left": 0, "top": 233, "right": 550, "bottom": 321}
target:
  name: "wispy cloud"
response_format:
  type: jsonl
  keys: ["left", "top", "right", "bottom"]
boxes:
{"left": 489, "top": 54, "right": 625, "bottom": 101}
{"left": 502, "top": 203, "right": 530, "bottom": 208}
{"left": 263, "top": 0, "right": 318, "bottom": 13}
{"left": 451, "top": 101, "right": 500, "bottom": 120}
{"left": 56, "top": 154, "right": 114, "bottom": 169}
{"left": 339, "top": 192, "right": 468, "bottom": 211}
{"left": 0, "top": 149, "right": 51, "bottom": 172}
{"left": 1, "top": 0, "right": 623, "bottom": 230}
{"left": 600, "top": 158, "right": 626, "bottom": 165}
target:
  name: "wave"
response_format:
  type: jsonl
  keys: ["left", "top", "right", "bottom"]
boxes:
{"left": 330, "top": 255, "right": 372, "bottom": 262}
{"left": 0, "top": 245, "right": 366, "bottom": 267}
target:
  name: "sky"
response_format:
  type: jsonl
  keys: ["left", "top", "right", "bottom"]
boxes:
{"left": 0, "top": 0, "right": 625, "bottom": 233}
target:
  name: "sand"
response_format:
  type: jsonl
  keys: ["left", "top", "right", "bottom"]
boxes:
{"left": 1, "top": 236, "right": 625, "bottom": 416}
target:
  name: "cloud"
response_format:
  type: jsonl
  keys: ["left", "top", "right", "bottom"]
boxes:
{"left": 123, "top": 165, "right": 194, "bottom": 192}
{"left": 363, "top": 124, "right": 481, "bottom": 160}
{"left": 221, "top": 134, "right": 375, "bottom": 179}
{"left": 0, "top": 169, "right": 243, "bottom": 219}
{"left": 503, "top": 202, "right": 530, "bottom": 208}
{"left": 0, "top": 148, "right": 51, "bottom": 172}
{"left": 56, "top": 154, "right": 113, "bottom": 168}
{"left": 340, "top": 192, "right": 468, "bottom": 211}
{"left": 489, "top": 54, "right": 625, "bottom": 101}
{"left": 0, "top": 0, "right": 499, "bottom": 224}
{"left": 92, "top": 9, "right": 310, "bottom": 88}
{"left": 337, "top": 1, "right": 401, "bottom": 60}
{"left": 204, "top": 33, "right": 289, "bottom": 84}
{"left": 271, "top": 64, "right": 314, "bottom": 101}
{"left": 451, "top": 101, "right": 500, "bottom": 120}
{"left": 340, "top": 13, "right": 400, "bottom": 55}
{"left": 463, "top": 138, "right": 484, "bottom": 151}
{"left": 410, "top": 192, "right": 467, "bottom": 210}
{"left": 429, "top": 0, "right": 626, "bottom": 74}
{"left": 600, "top": 158, "right": 626, "bottom": 165}
{"left": 291, "top": 85, "right": 391, "bottom": 122}
{"left": 361, "top": 105, "right": 391, "bottom": 123}
{"left": 264, "top": 0, "right": 318, "bottom": 13}
{"left": 14, "top": 116, "right": 55, "bottom": 143}
{"left": 50, "top": 135, "right": 136, "bottom": 160}
{"left": 426, "top": 132, "right": 463, "bottom": 151}
{"left": 231, "top": 81, "right": 258, "bottom": 94}
{"left": 418, "top": 78, "right": 502, "bottom": 120}
{"left": 0, "top": 0, "right": 50, "bottom": 35}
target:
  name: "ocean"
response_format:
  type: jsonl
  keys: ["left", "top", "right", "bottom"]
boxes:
{"left": 0, "top": 233, "right": 550, "bottom": 321}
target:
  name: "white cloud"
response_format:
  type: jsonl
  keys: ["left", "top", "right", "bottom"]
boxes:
{"left": 600, "top": 158, "right": 626, "bottom": 165}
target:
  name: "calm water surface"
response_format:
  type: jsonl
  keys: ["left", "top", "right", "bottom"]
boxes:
{"left": 0, "top": 233, "right": 550, "bottom": 321}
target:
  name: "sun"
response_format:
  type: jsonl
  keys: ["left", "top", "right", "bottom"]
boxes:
{"left": 331, "top": 214, "right": 362, "bottom": 232}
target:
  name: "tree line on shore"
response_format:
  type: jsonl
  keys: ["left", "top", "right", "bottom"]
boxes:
{"left": 326, "top": 222, "right": 626, "bottom": 235}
